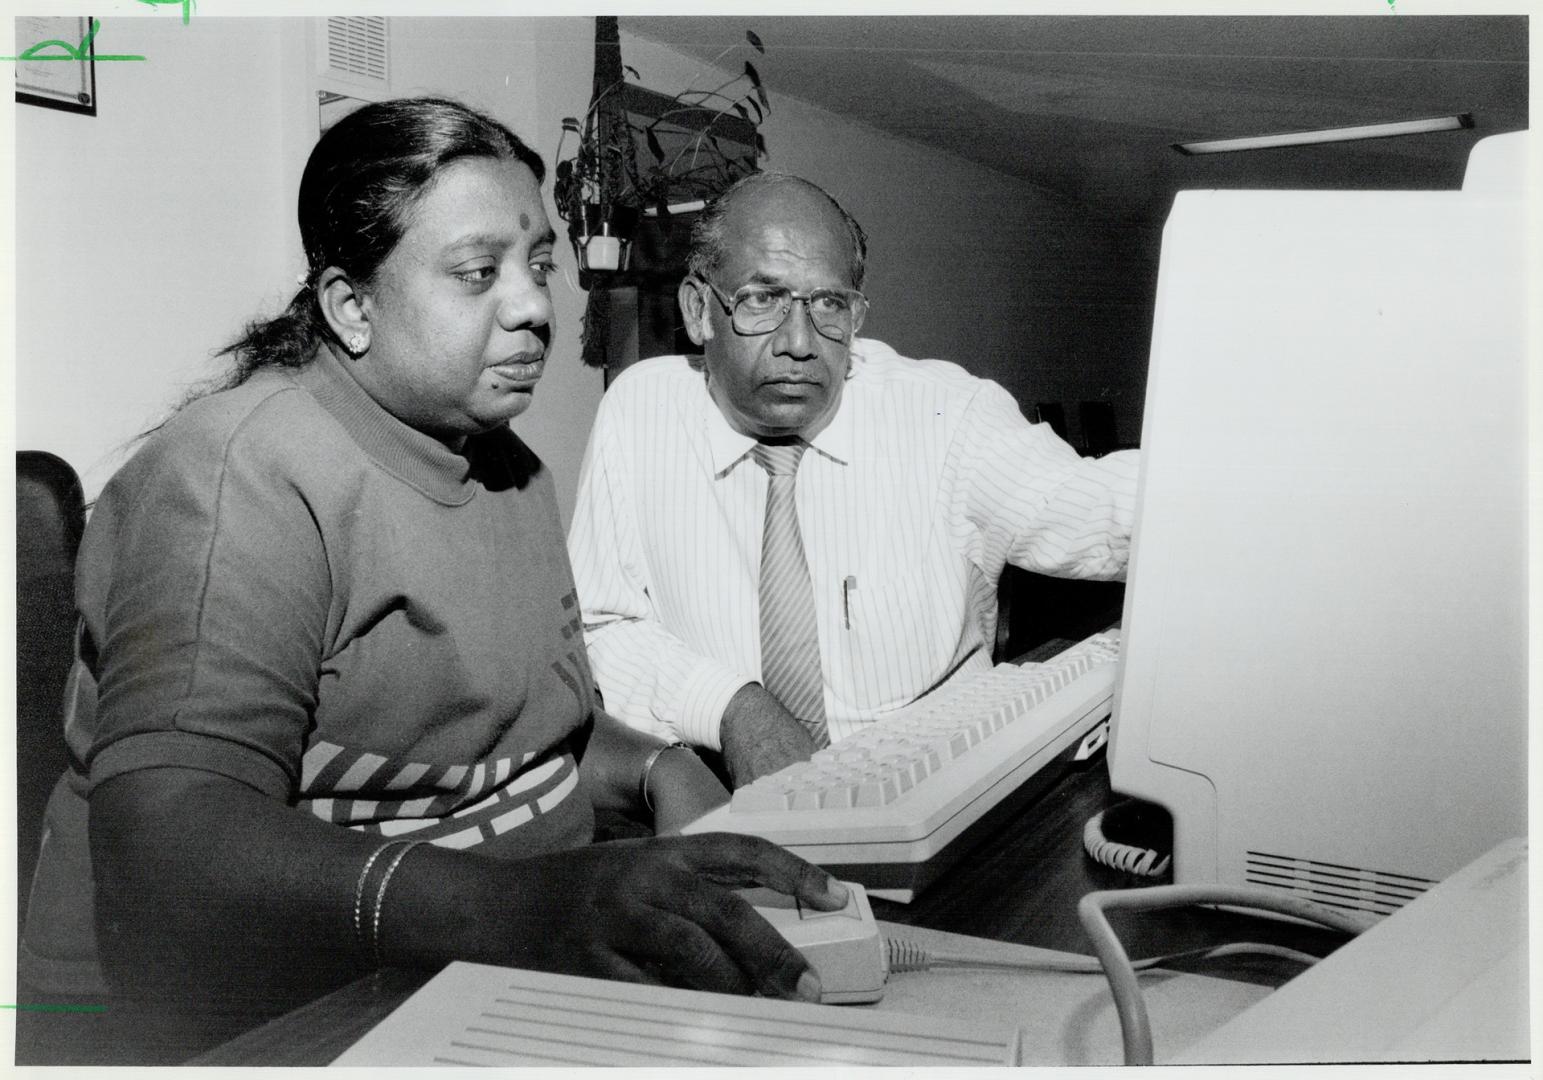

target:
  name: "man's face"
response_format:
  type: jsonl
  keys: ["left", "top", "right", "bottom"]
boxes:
{"left": 682, "top": 186, "right": 865, "bottom": 441}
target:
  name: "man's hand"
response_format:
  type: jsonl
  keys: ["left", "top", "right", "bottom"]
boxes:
{"left": 471, "top": 834, "right": 849, "bottom": 999}
{"left": 720, "top": 683, "right": 816, "bottom": 788}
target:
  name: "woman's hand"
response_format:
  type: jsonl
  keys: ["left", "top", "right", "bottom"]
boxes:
{"left": 93, "top": 767, "right": 849, "bottom": 1012}
{"left": 646, "top": 746, "right": 729, "bottom": 835}
{"left": 387, "top": 832, "right": 850, "bottom": 1001}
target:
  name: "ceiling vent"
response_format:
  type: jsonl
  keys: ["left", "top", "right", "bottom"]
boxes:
{"left": 318, "top": 16, "right": 390, "bottom": 98}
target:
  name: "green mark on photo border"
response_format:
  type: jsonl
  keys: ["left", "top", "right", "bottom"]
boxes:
{"left": 2, "top": 1003, "right": 109, "bottom": 1013}
{"left": 138, "top": 0, "right": 197, "bottom": 25}
{"left": 1, "top": 18, "right": 146, "bottom": 62}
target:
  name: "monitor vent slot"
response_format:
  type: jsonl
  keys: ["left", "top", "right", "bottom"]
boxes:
{"left": 321, "top": 16, "right": 389, "bottom": 90}
{"left": 1244, "top": 851, "right": 1436, "bottom": 917}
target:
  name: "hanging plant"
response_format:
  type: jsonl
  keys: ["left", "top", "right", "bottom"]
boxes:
{"left": 554, "top": 29, "right": 769, "bottom": 275}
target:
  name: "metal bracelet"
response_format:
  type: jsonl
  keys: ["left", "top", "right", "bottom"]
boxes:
{"left": 369, "top": 839, "right": 427, "bottom": 967}
{"left": 352, "top": 841, "right": 406, "bottom": 951}
{"left": 639, "top": 741, "right": 692, "bottom": 814}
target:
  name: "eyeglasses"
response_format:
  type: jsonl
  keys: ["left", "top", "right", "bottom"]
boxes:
{"left": 697, "top": 278, "right": 867, "bottom": 342}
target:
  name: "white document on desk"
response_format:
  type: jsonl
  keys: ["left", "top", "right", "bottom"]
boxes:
{"left": 330, "top": 922, "right": 1267, "bottom": 1067}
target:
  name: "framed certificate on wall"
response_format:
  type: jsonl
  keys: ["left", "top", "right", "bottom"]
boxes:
{"left": 13, "top": 16, "right": 99, "bottom": 116}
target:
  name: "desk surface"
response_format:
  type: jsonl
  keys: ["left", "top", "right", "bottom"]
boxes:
{"left": 191, "top": 756, "right": 1347, "bottom": 1067}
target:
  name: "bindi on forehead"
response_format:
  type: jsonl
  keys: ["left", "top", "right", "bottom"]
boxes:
{"left": 519, "top": 211, "right": 531, "bottom": 232}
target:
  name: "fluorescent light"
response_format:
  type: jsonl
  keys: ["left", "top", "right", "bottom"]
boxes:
{"left": 1174, "top": 114, "right": 1473, "bottom": 155}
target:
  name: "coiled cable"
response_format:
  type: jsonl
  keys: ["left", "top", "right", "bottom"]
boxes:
{"left": 1083, "top": 803, "right": 1171, "bottom": 878}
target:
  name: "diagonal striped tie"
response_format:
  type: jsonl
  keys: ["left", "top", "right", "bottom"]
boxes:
{"left": 750, "top": 441, "right": 830, "bottom": 748}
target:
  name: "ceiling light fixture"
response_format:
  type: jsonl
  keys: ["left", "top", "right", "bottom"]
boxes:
{"left": 1174, "top": 114, "right": 1473, "bottom": 155}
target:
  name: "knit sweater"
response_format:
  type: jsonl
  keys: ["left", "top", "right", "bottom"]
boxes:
{"left": 23, "top": 348, "right": 595, "bottom": 992}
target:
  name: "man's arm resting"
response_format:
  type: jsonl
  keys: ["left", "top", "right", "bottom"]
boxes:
{"left": 583, "top": 618, "right": 755, "bottom": 749}
{"left": 719, "top": 683, "right": 816, "bottom": 789}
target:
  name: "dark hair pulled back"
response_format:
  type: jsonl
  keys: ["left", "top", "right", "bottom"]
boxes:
{"left": 216, "top": 97, "right": 545, "bottom": 387}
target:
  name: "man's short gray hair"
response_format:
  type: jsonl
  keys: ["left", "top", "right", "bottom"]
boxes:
{"left": 686, "top": 172, "right": 869, "bottom": 290}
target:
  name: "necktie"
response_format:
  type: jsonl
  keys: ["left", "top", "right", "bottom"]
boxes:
{"left": 751, "top": 441, "right": 830, "bottom": 748}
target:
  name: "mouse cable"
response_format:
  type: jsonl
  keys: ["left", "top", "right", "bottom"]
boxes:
{"left": 882, "top": 937, "right": 1321, "bottom": 976}
{"left": 1076, "top": 884, "right": 1376, "bottom": 1065}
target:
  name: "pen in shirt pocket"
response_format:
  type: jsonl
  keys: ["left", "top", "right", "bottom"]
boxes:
{"left": 842, "top": 575, "right": 857, "bottom": 629}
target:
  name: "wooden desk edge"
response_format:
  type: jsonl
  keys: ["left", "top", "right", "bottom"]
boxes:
{"left": 187, "top": 967, "right": 429, "bottom": 1067}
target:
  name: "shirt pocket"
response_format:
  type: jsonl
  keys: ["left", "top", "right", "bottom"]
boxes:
{"left": 834, "top": 528, "right": 971, "bottom": 714}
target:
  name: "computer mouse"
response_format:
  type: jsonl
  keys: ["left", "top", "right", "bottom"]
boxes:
{"left": 739, "top": 881, "right": 887, "bottom": 1004}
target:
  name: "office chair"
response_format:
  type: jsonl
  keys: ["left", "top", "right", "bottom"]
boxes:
{"left": 1078, "top": 401, "right": 1120, "bottom": 456}
{"left": 15, "top": 451, "right": 86, "bottom": 936}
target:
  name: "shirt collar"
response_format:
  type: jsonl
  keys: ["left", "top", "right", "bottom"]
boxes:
{"left": 702, "top": 341, "right": 866, "bottom": 477}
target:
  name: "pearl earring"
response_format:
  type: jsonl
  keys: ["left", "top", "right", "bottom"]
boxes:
{"left": 347, "top": 333, "right": 367, "bottom": 356}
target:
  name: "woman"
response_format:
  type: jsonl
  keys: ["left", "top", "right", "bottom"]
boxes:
{"left": 19, "top": 97, "right": 842, "bottom": 1064}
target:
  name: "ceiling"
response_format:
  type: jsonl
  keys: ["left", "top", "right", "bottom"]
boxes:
{"left": 622, "top": 15, "right": 1528, "bottom": 225}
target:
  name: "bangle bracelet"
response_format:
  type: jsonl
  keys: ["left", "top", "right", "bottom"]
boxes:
{"left": 639, "top": 740, "right": 692, "bottom": 815}
{"left": 369, "top": 839, "right": 426, "bottom": 967}
{"left": 352, "top": 840, "right": 406, "bottom": 951}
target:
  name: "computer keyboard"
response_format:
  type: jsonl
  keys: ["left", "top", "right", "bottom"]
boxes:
{"left": 684, "top": 630, "right": 1121, "bottom": 902}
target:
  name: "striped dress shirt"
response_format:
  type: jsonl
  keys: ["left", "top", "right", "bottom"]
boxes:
{"left": 567, "top": 338, "right": 1138, "bottom": 750}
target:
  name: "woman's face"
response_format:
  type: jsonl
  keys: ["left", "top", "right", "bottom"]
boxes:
{"left": 352, "top": 156, "right": 557, "bottom": 444}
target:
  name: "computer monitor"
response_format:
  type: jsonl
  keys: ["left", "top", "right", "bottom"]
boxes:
{"left": 1107, "top": 133, "right": 1529, "bottom": 919}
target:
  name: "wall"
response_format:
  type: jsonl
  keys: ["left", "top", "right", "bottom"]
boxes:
{"left": 15, "top": 17, "right": 296, "bottom": 499}
{"left": 14, "top": 15, "right": 606, "bottom": 523}
{"left": 14, "top": 16, "right": 1144, "bottom": 520}
{"left": 620, "top": 31, "right": 1152, "bottom": 446}
{"left": 388, "top": 17, "right": 604, "bottom": 521}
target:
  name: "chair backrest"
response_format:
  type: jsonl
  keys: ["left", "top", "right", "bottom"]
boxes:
{"left": 995, "top": 564, "right": 1125, "bottom": 663}
{"left": 1078, "top": 400, "right": 1120, "bottom": 455}
{"left": 15, "top": 451, "right": 86, "bottom": 933}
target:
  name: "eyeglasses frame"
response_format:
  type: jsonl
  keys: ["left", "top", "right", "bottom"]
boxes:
{"left": 694, "top": 276, "right": 868, "bottom": 342}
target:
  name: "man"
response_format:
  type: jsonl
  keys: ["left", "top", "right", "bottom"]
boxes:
{"left": 568, "top": 172, "right": 1137, "bottom": 788}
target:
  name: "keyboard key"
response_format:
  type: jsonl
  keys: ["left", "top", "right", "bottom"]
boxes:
{"left": 734, "top": 782, "right": 795, "bottom": 812}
